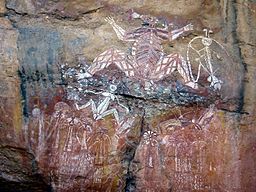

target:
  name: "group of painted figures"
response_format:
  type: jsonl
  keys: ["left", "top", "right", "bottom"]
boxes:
{"left": 78, "top": 12, "right": 225, "bottom": 91}
{"left": 64, "top": 11, "right": 227, "bottom": 132}
{"left": 28, "top": 12, "right": 230, "bottom": 191}
{"left": 29, "top": 101, "right": 218, "bottom": 191}
{"left": 29, "top": 102, "right": 129, "bottom": 191}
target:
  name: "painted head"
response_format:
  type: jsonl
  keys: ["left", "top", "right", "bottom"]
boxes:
{"left": 109, "top": 84, "right": 117, "bottom": 92}
{"left": 131, "top": 11, "right": 168, "bottom": 29}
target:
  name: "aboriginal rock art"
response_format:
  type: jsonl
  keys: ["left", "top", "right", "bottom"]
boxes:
{"left": 186, "top": 29, "right": 228, "bottom": 90}
{"left": 62, "top": 24, "right": 233, "bottom": 95}
{"left": 141, "top": 130, "right": 159, "bottom": 170}
{"left": 23, "top": 9, "right": 237, "bottom": 191}
{"left": 133, "top": 106, "right": 218, "bottom": 191}
{"left": 158, "top": 105, "right": 223, "bottom": 192}
{"left": 29, "top": 102, "right": 93, "bottom": 191}
{"left": 134, "top": 128, "right": 167, "bottom": 191}
{"left": 162, "top": 138, "right": 217, "bottom": 192}
{"left": 29, "top": 107, "right": 46, "bottom": 161}
{"left": 126, "top": 105, "right": 218, "bottom": 191}
{"left": 27, "top": 100, "right": 131, "bottom": 191}
{"left": 72, "top": 12, "right": 232, "bottom": 92}
{"left": 159, "top": 104, "right": 215, "bottom": 132}
{"left": 78, "top": 12, "right": 196, "bottom": 88}
{"left": 75, "top": 84, "right": 129, "bottom": 125}
{"left": 87, "top": 127, "right": 111, "bottom": 189}
{"left": 169, "top": 141, "right": 208, "bottom": 191}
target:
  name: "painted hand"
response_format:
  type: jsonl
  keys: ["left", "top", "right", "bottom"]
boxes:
{"left": 184, "top": 23, "right": 193, "bottom": 31}
{"left": 104, "top": 16, "right": 115, "bottom": 25}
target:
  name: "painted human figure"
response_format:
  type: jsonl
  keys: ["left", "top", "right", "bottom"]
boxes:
{"left": 75, "top": 84, "right": 129, "bottom": 125}
{"left": 88, "top": 127, "right": 111, "bottom": 166}
{"left": 79, "top": 12, "right": 197, "bottom": 88}
{"left": 136, "top": 129, "right": 164, "bottom": 191}
{"left": 142, "top": 130, "right": 159, "bottom": 168}
{"left": 30, "top": 107, "right": 45, "bottom": 160}
{"left": 141, "top": 130, "right": 162, "bottom": 181}
{"left": 86, "top": 126, "right": 112, "bottom": 187}
{"left": 187, "top": 29, "right": 224, "bottom": 90}
{"left": 49, "top": 102, "right": 94, "bottom": 191}
{"left": 159, "top": 104, "right": 215, "bottom": 131}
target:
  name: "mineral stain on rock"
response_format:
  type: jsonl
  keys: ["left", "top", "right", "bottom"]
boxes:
{"left": 17, "top": 27, "right": 62, "bottom": 81}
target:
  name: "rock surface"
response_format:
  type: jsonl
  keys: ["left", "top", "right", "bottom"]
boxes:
{"left": 0, "top": 0, "right": 256, "bottom": 191}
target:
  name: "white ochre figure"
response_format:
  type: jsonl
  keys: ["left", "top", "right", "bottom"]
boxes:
{"left": 187, "top": 29, "right": 224, "bottom": 90}
{"left": 75, "top": 84, "right": 129, "bottom": 124}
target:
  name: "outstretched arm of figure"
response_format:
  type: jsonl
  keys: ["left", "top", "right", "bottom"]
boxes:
{"left": 75, "top": 99, "right": 93, "bottom": 110}
{"left": 105, "top": 16, "right": 136, "bottom": 42}
{"left": 170, "top": 23, "right": 193, "bottom": 41}
{"left": 105, "top": 16, "right": 126, "bottom": 41}
{"left": 84, "top": 89, "right": 102, "bottom": 95}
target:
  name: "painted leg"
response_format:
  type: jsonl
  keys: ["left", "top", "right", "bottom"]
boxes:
{"left": 85, "top": 48, "right": 135, "bottom": 77}
{"left": 152, "top": 53, "right": 179, "bottom": 80}
{"left": 75, "top": 99, "right": 93, "bottom": 110}
{"left": 153, "top": 53, "right": 197, "bottom": 88}
{"left": 177, "top": 55, "right": 197, "bottom": 89}
{"left": 96, "top": 108, "right": 120, "bottom": 124}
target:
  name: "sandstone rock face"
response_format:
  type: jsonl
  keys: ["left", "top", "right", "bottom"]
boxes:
{"left": 0, "top": 0, "right": 256, "bottom": 191}
{"left": 0, "top": 0, "right": 6, "bottom": 14}
{"left": 0, "top": 18, "right": 22, "bottom": 146}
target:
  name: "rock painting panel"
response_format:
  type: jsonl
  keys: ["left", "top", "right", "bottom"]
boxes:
{"left": 186, "top": 28, "right": 240, "bottom": 100}
{"left": 75, "top": 84, "right": 129, "bottom": 125}
{"left": 23, "top": 10, "right": 239, "bottom": 191}
{"left": 130, "top": 105, "right": 221, "bottom": 191}
{"left": 134, "top": 129, "right": 166, "bottom": 191}
{"left": 165, "top": 141, "right": 210, "bottom": 191}
{"left": 27, "top": 95, "right": 134, "bottom": 191}
{"left": 80, "top": 13, "right": 196, "bottom": 89}
{"left": 187, "top": 30, "right": 223, "bottom": 90}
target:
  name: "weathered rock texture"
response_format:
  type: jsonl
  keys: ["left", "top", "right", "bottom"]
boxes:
{"left": 0, "top": 0, "right": 256, "bottom": 191}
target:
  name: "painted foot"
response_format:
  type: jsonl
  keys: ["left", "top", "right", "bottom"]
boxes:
{"left": 76, "top": 71, "right": 92, "bottom": 79}
{"left": 185, "top": 81, "right": 198, "bottom": 89}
